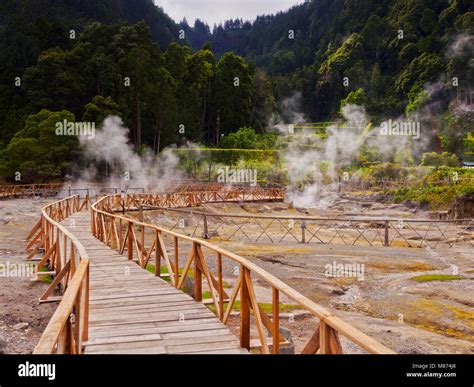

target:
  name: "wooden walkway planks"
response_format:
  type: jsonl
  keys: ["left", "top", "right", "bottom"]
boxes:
{"left": 60, "top": 212, "right": 247, "bottom": 354}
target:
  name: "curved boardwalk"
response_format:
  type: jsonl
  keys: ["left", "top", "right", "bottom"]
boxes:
{"left": 30, "top": 190, "right": 394, "bottom": 355}
{"left": 62, "top": 211, "right": 246, "bottom": 354}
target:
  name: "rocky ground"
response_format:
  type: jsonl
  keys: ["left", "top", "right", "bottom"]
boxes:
{"left": 0, "top": 198, "right": 56, "bottom": 354}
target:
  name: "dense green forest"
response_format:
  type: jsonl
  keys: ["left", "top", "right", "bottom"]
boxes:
{"left": 185, "top": 0, "right": 473, "bottom": 120}
{"left": 0, "top": 0, "right": 472, "bottom": 182}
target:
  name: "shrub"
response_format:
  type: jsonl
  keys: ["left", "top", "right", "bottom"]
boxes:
{"left": 372, "top": 163, "right": 408, "bottom": 180}
{"left": 421, "top": 152, "right": 460, "bottom": 167}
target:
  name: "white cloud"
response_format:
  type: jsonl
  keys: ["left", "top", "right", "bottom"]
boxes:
{"left": 155, "top": 0, "right": 303, "bottom": 27}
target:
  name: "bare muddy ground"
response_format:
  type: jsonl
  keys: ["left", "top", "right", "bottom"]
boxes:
{"left": 0, "top": 198, "right": 56, "bottom": 354}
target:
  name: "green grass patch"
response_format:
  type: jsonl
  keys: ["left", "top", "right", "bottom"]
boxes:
{"left": 465, "top": 269, "right": 474, "bottom": 273}
{"left": 145, "top": 264, "right": 194, "bottom": 283}
{"left": 409, "top": 274, "right": 465, "bottom": 282}
{"left": 38, "top": 266, "right": 53, "bottom": 284}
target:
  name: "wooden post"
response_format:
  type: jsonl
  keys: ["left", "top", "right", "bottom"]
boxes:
{"left": 140, "top": 225, "right": 145, "bottom": 264}
{"left": 74, "top": 285, "right": 83, "bottom": 353}
{"left": 272, "top": 287, "right": 280, "bottom": 354}
{"left": 70, "top": 243, "right": 76, "bottom": 277}
{"left": 301, "top": 326, "right": 320, "bottom": 354}
{"left": 155, "top": 231, "right": 161, "bottom": 277}
{"left": 119, "top": 218, "right": 123, "bottom": 249}
{"left": 203, "top": 214, "right": 209, "bottom": 239}
{"left": 193, "top": 243, "right": 202, "bottom": 302}
{"left": 319, "top": 320, "right": 331, "bottom": 354}
{"left": 384, "top": 220, "right": 389, "bottom": 247}
{"left": 127, "top": 223, "right": 133, "bottom": 261}
{"left": 217, "top": 253, "right": 224, "bottom": 321}
{"left": 63, "top": 234, "right": 67, "bottom": 270}
{"left": 329, "top": 328, "right": 343, "bottom": 354}
{"left": 174, "top": 236, "right": 179, "bottom": 285}
{"left": 90, "top": 210, "right": 95, "bottom": 236}
{"left": 57, "top": 323, "right": 67, "bottom": 354}
{"left": 301, "top": 221, "right": 306, "bottom": 244}
{"left": 240, "top": 266, "right": 250, "bottom": 350}
{"left": 48, "top": 222, "right": 53, "bottom": 254}
{"left": 55, "top": 236, "right": 61, "bottom": 275}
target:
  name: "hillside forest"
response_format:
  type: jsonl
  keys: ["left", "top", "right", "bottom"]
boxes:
{"left": 0, "top": 0, "right": 472, "bottom": 191}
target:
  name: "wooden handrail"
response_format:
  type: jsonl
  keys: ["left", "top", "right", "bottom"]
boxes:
{"left": 40, "top": 196, "right": 91, "bottom": 261}
{"left": 0, "top": 183, "right": 63, "bottom": 198}
{"left": 33, "top": 259, "right": 89, "bottom": 354}
{"left": 28, "top": 195, "right": 91, "bottom": 354}
{"left": 91, "top": 193, "right": 396, "bottom": 354}
{"left": 30, "top": 189, "right": 395, "bottom": 354}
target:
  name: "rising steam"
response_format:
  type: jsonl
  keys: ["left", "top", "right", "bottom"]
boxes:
{"left": 274, "top": 95, "right": 432, "bottom": 208}
{"left": 69, "top": 116, "right": 183, "bottom": 192}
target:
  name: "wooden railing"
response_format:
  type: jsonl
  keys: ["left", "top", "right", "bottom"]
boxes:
{"left": 28, "top": 188, "right": 283, "bottom": 354}
{"left": 34, "top": 259, "right": 89, "bottom": 354}
{"left": 27, "top": 196, "right": 90, "bottom": 354}
{"left": 91, "top": 193, "right": 395, "bottom": 354}
{"left": 115, "top": 187, "right": 285, "bottom": 211}
{"left": 26, "top": 195, "right": 92, "bottom": 264}
{"left": 0, "top": 183, "right": 145, "bottom": 200}
{"left": 0, "top": 183, "right": 63, "bottom": 198}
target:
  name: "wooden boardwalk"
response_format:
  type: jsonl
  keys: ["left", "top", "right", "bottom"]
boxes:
{"left": 61, "top": 211, "right": 247, "bottom": 354}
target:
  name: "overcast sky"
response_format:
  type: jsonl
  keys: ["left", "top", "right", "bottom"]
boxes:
{"left": 154, "top": 0, "right": 304, "bottom": 28}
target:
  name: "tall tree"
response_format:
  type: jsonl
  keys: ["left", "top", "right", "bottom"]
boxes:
{"left": 213, "top": 53, "right": 253, "bottom": 141}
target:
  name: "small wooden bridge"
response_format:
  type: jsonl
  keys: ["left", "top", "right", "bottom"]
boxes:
{"left": 0, "top": 183, "right": 63, "bottom": 199}
{"left": 0, "top": 183, "right": 146, "bottom": 199}
{"left": 26, "top": 187, "right": 395, "bottom": 355}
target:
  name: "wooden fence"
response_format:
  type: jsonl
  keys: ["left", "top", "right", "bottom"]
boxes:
{"left": 0, "top": 183, "right": 63, "bottom": 199}
{"left": 91, "top": 193, "right": 395, "bottom": 354}
{"left": 157, "top": 208, "right": 474, "bottom": 248}
{"left": 27, "top": 196, "right": 90, "bottom": 354}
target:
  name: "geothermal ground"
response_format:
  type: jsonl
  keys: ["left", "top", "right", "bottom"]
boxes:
{"left": 141, "top": 198, "right": 474, "bottom": 354}
{"left": 1, "top": 196, "right": 473, "bottom": 354}
{"left": 0, "top": 198, "right": 56, "bottom": 354}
